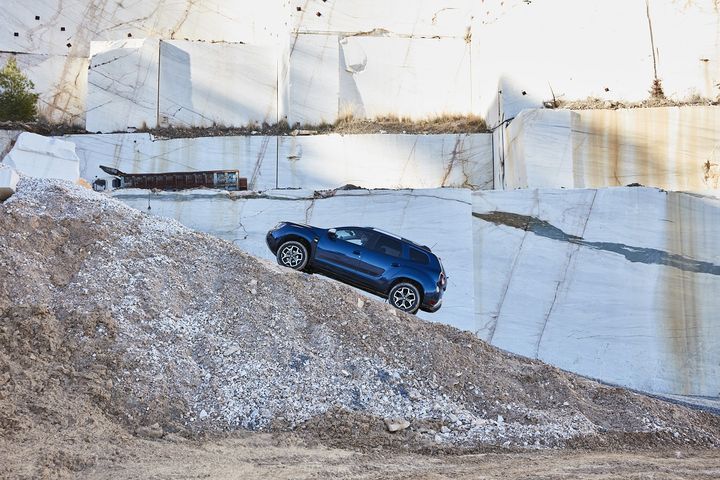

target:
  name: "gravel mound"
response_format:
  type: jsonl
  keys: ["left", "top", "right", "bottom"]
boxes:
{"left": 1, "top": 178, "right": 719, "bottom": 452}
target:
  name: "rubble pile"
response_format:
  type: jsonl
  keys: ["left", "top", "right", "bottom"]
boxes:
{"left": 1, "top": 178, "right": 719, "bottom": 451}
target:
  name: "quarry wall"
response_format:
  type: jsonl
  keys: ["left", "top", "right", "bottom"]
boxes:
{"left": 65, "top": 132, "right": 493, "bottom": 191}
{"left": 64, "top": 104, "right": 720, "bottom": 195}
{"left": 473, "top": 187, "right": 720, "bottom": 397}
{"left": 3, "top": 0, "right": 718, "bottom": 128}
{"left": 502, "top": 106, "right": 720, "bottom": 192}
{"left": 476, "top": 0, "right": 720, "bottom": 129}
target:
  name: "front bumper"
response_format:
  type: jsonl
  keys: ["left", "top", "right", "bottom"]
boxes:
{"left": 266, "top": 231, "right": 280, "bottom": 254}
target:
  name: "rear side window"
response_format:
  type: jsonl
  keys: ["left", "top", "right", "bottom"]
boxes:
{"left": 373, "top": 235, "right": 403, "bottom": 258}
{"left": 409, "top": 248, "right": 429, "bottom": 264}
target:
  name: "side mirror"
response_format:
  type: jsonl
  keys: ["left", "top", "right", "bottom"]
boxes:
{"left": 328, "top": 228, "right": 337, "bottom": 239}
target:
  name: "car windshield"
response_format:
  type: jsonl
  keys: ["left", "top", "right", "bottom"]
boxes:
{"left": 335, "top": 228, "right": 373, "bottom": 247}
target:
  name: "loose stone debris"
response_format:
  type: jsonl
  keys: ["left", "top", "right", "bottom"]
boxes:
{"left": 385, "top": 417, "right": 411, "bottom": 433}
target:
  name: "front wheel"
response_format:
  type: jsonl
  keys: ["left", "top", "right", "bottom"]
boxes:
{"left": 276, "top": 240, "right": 309, "bottom": 270}
{"left": 388, "top": 282, "right": 421, "bottom": 314}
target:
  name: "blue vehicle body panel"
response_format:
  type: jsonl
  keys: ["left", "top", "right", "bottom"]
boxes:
{"left": 266, "top": 222, "right": 446, "bottom": 313}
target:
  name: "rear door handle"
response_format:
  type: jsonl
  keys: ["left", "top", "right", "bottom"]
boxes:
{"left": 352, "top": 250, "right": 361, "bottom": 255}
{"left": 391, "top": 262, "right": 400, "bottom": 267}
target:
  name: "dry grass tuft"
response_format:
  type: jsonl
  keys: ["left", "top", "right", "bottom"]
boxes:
{"left": 331, "top": 113, "right": 488, "bottom": 134}
{"left": 1, "top": 114, "right": 489, "bottom": 139}
{"left": 557, "top": 93, "right": 718, "bottom": 111}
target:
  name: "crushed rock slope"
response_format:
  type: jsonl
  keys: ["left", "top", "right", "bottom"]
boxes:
{"left": 1, "top": 179, "right": 719, "bottom": 451}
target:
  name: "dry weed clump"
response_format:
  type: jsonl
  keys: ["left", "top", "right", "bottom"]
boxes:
{"left": 1, "top": 114, "right": 489, "bottom": 139}
{"left": 331, "top": 113, "right": 488, "bottom": 134}
{"left": 557, "top": 93, "right": 718, "bottom": 111}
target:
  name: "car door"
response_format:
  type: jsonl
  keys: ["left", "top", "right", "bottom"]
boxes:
{"left": 353, "top": 233, "right": 405, "bottom": 291}
{"left": 314, "top": 227, "right": 373, "bottom": 278}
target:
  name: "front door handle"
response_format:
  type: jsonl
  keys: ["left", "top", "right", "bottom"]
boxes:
{"left": 352, "top": 250, "right": 361, "bottom": 255}
{"left": 391, "top": 262, "right": 400, "bottom": 267}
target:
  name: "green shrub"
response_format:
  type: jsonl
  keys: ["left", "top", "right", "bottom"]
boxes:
{"left": 0, "top": 57, "right": 39, "bottom": 121}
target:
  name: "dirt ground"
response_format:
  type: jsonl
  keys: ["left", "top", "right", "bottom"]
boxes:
{"left": 92, "top": 444, "right": 720, "bottom": 480}
{"left": 4, "top": 431, "right": 720, "bottom": 480}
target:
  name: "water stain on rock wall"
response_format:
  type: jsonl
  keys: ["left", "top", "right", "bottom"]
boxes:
{"left": 572, "top": 107, "right": 720, "bottom": 191}
{"left": 661, "top": 192, "right": 720, "bottom": 396}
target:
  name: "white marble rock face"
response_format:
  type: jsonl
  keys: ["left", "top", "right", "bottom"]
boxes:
{"left": 287, "top": 34, "right": 341, "bottom": 126}
{"left": 288, "top": 34, "right": 474, "bottom": 125}
{"left": 572, "top": 107, "right": 720, "bottom": 191}
{"left": 1, "top": 0, "right": 284, "bottom": 57}
{"left": 2, "top": 133, "right": 80, "bottom": 182}
{"left": 291, "top": 0, "right": 475, "bottom": 38}
{"left": 0, "top": 164, "right": 20, "bottom": 201}
{"left": 113, "top": 188, "right": 476, "bottom": 332}
{"left": 473, "top": 187, "right": 720, "bottom": 397}
{"left": 86, "top": 39, "right": 160, "bottom": 133}
{"left": 502, "top": 106, "right": 720, "bottom": 192}
{"left": 64, "top": 132, "right": 494, "bottom": 191}
{"left": 504, "top": 109, "right": 577, "bottom": 190}
{"left": 3, "top": 0, "right": 718, "bottom": 129}
{"left": 474, "top": 0, "right": 720, "bottom": 126}
{"left": 2, "top": 1, "right": 286, "bottom": 127}
{"left": 338, "top": 36, "right": 473, "bottom": 120}
{"left": 159, "top": 41, "right": 278, "bottom": 128}
{"left": 278, "top": 133, "right": 493, "bottom": 190}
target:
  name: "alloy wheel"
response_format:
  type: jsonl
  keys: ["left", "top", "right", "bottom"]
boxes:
{"left": 392, "top": 285, "right": 417, "bottom": 311}
{"left": 279, "top": 244, "right": 305, "bottom": 268}
{"left": 276, "top": 240, "right": 309, "bottom": 271}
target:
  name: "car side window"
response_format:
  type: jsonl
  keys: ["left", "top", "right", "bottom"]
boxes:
{"left": 409, "top": 248, "right": 429, "bottom": 264}
{"left": 372, "top": 234, "right": 403, "bottom": 258}
{"left": 335, "top": 228, "right": 374, "bottom": 247}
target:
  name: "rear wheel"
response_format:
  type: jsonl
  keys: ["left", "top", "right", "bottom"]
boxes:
{"left": 388, "top": 282, "right": 421, "bottom": 314}
{"left": 276, "top": 240, "right": 309, "bottom": 270}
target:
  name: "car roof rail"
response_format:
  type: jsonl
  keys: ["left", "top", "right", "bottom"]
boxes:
{"left": 367, "top": 227, "right": 402, "bottom": 239}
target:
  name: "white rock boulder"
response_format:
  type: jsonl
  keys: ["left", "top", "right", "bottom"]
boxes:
{"left": 2, "top": 133, "right": 80, "bottom": 182}
{"left": 384, "top": 417, "right": 411, "bottom": 433}
{"left": 0, "top": 163, "right": 20, "bottom": 201}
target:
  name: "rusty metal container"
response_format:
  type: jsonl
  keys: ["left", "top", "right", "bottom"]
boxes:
{"left": 98, "top": 166, "right": 248, "bottom": 191}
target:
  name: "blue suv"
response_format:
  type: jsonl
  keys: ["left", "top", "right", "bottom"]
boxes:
{"left": 266, "top": 223, "right": 447, "bottom": 314}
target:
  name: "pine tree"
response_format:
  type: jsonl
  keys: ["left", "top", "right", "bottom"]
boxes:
{"left": 0, "top": 57, "right": 39, "bottom": 121}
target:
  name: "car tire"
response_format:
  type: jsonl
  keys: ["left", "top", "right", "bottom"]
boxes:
{"left": 276, "top": 240, "right": 309, "bottom": 270}
{"left": 388, "top": 282, "right": 421, "bottom": 314}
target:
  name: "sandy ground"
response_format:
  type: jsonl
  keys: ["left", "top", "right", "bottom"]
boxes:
{"left": 6, "top": 433, "right": 719, "bottom": 480}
